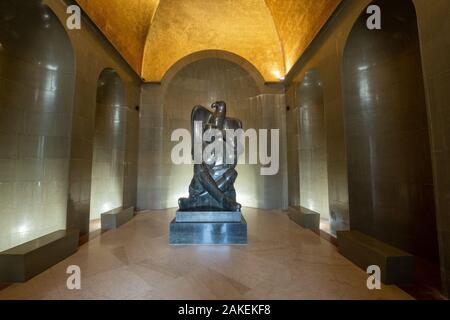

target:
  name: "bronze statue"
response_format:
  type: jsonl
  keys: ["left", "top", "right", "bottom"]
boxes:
{"left": 178, "top": 101, "right": 242, "bottom": 212}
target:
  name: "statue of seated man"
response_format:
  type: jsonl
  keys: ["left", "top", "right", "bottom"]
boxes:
{"left": 178, "top": 101, "right": 242, "bottom": 212}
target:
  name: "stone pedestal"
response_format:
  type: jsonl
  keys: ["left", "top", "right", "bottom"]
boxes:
{"left": 337, "top": 231, "right": 414, "bottom": 285}
{"left": 0, "top": 229, "right": 79, "bottom": 283}
{"left": 170, "top": 211, "right": 247, "bottom": 245}
{"left": 101, "top": 206, "right": 135, "bottom": 231}
{"left": 288, "top": 206, "right": 320, "bottom": 230}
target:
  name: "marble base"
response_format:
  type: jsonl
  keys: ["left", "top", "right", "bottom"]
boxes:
{"left": 170, "top": 214, "right": 247, "bottom": 245}
{"left": 337, "top": 231, "right": 414, "bottom": 285}
{"left": 176, "top": 210, "right": 242, "bottom": 222}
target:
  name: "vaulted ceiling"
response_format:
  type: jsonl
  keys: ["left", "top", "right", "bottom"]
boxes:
{"left": 76, "top": 0, "right": 341, "bottom": 82}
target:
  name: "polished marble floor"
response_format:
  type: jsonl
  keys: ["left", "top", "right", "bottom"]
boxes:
{"left": 0, "top": 209, "right": 413, "bottom": 300}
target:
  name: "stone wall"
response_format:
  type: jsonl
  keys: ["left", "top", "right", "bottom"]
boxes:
{"left": 285, "top": 0, "right": 450, "bottom": 296}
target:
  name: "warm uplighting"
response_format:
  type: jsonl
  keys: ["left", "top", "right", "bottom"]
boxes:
{"left": 101, "top": 203, "right": 112, "bottom": 213}
{"left": 75, "top": 0, "right": 341, "bottom": 82}
{"left": 15, "top": 224, "right": 29, "bottom": 234}
{"left": 272, "top": 70, "right": 285, "bottom": 81}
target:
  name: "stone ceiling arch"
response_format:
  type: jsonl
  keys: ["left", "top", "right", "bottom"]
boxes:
{"left": 75, "top": 0, "right": 341, "bottom": 83}
{"left": 141, "top": 0, "right": 284, "bottom": 82}
{"left": 159, "top": 50, "right": 267, "bottom": 93}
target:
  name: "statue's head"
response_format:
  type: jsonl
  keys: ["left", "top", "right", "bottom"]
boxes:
{"left": 211, "top": 101, "right": 226, "bottom": 129}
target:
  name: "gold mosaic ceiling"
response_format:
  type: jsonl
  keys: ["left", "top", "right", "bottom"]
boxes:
{"left": 76, "top": 0, "right": 341, "bottom": 82}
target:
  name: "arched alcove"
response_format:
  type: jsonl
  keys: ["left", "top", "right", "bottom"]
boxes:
{"left": 163, "top": 58, "right": 259, "bottom": 208}
{"left": 159, "top": 57, "right": 285, "bottom": 209}
{"left": 298, "top": 70, "right": 330, "bottom": 229}
{"left": 0, "top": 0, "right": 75, "bottom": 251}
{"left": 343, "top": 0, "right": 440, "bottom": 269}
{"left": 160, "top": 50, "right": 268, "bottom": 93}
{"left": 90, "top": 69, "right": 127, "bottom": 221}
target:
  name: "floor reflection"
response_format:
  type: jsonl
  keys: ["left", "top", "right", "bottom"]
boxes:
{"left": 320, "top": 218, "right": 333, "bottom": 237}
{"left": 0, "top": 208, "right": 413, "bottom": 300}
